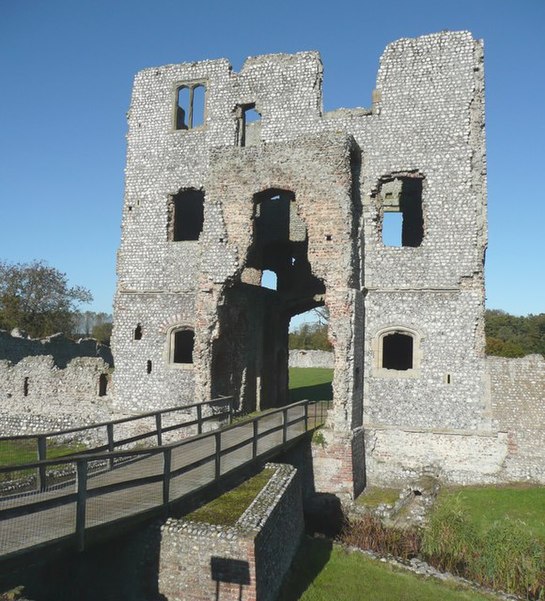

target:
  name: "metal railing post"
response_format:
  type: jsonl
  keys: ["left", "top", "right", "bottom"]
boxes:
{"left": 282, "top": 408, "right": 288, "bottom": 444}
{"left": 37, "top": 436, "right": 47, "bottom": 492}
{"left": 197, "top": 404, "right": 203, "bottom": 435}
{"left": 252, "top": 420, "right": 258, "bottom": 459}
{"left": 163, "top": 447, "right": 172, "bottom": 505}
{"left": 304, "top": 402, "right": 309, "bottom": 432}
{"left": 156, "top": 413, "right": 163, "bottom": 446}
{"left": 214, "top": 431, "right": 221, "bottom": 479}
{"left": 107, "top": 423, "right": 115, "bottom": 470}
{"left": 228, "top": 398, "right": 233, "bottom": 425}
{"left": 75, "top": 459, "right": 88, "bottom": 552}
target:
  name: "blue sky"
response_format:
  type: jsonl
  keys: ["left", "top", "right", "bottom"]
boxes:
{"left": 0, "top": 0, "right": 543, "bottom": 318}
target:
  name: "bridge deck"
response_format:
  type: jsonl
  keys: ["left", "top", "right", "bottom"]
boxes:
{"left": 0, "top": 404, "right": 315, "bottom": 560}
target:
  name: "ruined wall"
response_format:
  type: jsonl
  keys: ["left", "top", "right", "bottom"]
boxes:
{"left": 0, "top": 330, "right": 113, "bottom": 367}
{"left": 289, "top": 350, "right": 334, "bottom": 369}
{"left": 488, "top": 355, "right": 545, "bottom": 483}
{"left": 0, "top": 355, "right": 112, "bottom": 436}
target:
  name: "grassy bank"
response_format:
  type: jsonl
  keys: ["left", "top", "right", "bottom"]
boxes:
{"left": 279, "top": 537, "right": 498, "bottom": 601}
{"left": 288, "top": 367, "right": 333, "bottom": 403}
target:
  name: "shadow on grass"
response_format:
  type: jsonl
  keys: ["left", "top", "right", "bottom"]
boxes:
{"left": 289, "top": 382, "right": 333, "bottom": 403}
{"left": 278, "top": 536, "right": 332, "bottom": 601}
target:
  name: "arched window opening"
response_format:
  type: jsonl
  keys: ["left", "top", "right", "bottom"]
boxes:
{"left": 134, "top": 324, "right": 142, "bottom": 340}
{"left": 379, "top": 175, "right": 424, "bottom": 247}
{"left": 175, "top": 83, "right": 206, "bottom": 130}
{"left": 382, "top": 332, "right": 414, "bottom": 370}
{"left": 168, "top": 189, "right": 204, "bottom": 241}
{"left": 172, "top": 329, "right": 194, "bottom": 364}
{"left": 98, "top": 374, "right": 108, "bottom": 397}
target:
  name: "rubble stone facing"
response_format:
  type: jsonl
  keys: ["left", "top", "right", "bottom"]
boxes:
{"left": 487, "top": 355, "right": 545, "bottom": 482}
{"left": 289, "top": 349, "right": 334, "bottom": 369}
{"left": 158, "top": 463, "right": 303, "bottom": 601}
{"left": 0, "top": 354, "right": 112, "bottom": 436}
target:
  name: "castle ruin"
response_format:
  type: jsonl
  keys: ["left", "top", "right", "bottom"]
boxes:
{"left": 110, "top": 31, "right": 544, "bottom": 497}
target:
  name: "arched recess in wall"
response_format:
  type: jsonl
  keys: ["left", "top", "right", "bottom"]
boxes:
{"left": 213, "top": 188, "right": 327, "bottom": 412}
{"left": 373, "top": 326, "right": 422, "bottom": 377}
{"left": 167, "top": 326, "right": 195, "bottom": 366}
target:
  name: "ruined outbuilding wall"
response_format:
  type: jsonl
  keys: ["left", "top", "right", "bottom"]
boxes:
{"left": 0, "top": 355, "right": 112, "bottom": 436}
{"left": 0, "top": 330, "right": 114, "bottom": 436}
{"left": 0, "top": 329, "right": 113, "bottom": 367}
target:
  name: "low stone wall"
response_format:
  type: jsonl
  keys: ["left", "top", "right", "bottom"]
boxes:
{"left": 0, "top": 329, "right": 113, "bottom": 367}
{"left": 159, "top": 463, "right": 304, "bottom": 601}
{"left": 363, "top": 355, "right": 545, "bottom": 486}
{"left": 289, "top": 349, "right": 334, "bottom": 369}
{"left": 488, "top": 354, "right": 545, "bottom": 482}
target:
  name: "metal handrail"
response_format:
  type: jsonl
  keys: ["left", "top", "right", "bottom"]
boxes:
{"left": 0, "top": 398, "right": 331, "bottom": 554}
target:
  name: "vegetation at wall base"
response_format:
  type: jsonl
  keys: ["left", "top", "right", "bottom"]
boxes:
{"left": 184, "top": 468, "right": 273, "bottom": 526}
{"left": 279, "top": 536, "right": 498, "bottom": 601}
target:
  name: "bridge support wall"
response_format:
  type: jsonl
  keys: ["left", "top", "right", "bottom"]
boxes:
{"left": 159, "top": 463, "right": 303, "bottom": 601}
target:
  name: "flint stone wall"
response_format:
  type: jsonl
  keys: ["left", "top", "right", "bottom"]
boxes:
{"left": 0, "top": 330, "right": 113, "bottom": 367}
{"left": 289, "top": 349, "right": 334, "bottom": 369}
{"left": 0, "top": 355, "right": 113, "bottom": 437}
{"left": 159, "top": 463, "right": 303, "bottom": 601}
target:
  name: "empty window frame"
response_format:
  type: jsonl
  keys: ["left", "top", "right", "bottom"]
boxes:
{"left": 236, "top": 103, "right": 261, "bottom": 147}
{"left": 380, "top": 176, "right": 424, "bottom": 247}
{"left": 175, "top": 83, "right": 206, "bottom": 130}
{"left": 171, "top": 328, "right": 194, "bottom": 364}
{"left": 169, "top": 189, "right": 204, "bottom": 241}
{"left": 382, "top": 332, "right": 414, "bottom": 370}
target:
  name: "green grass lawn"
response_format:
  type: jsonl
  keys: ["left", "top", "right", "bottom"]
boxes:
{"left": 185, "top": 468, "right": 273, "bottom": 526}
{"left": 439, "top": 484, "right": 545, "bottom": 541}
{"left": 0, "top": 439, "right": 84, "bottom": 467}
{"left": 279, "top": 537, "right": 498, "bottom": 601}
{"left": 288, "top": 368, "right": 333, "bottom": 403}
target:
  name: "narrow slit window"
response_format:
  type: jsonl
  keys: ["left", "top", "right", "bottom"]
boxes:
{"left": 175, "top": 83, "right": 206, "bottom": 130}
{"left": 147, "top": 360, "right": 152, "bottom": 374}
{"left": 134, "top": 324, "right": 142, "bottom": 340}
{"left": 98, "top": 374, "right": 108, "bottom": 397}
{"left": 23, "top": 377, "right": 29, "bottom": 397}
{"left": 169, "top": 189, "right": 205, "bottom": 241}
{"left": 382, "top": 332, "right": 413, "bottom": 370}
{"left": 173, "top": 329, "right": 194, "bottom": 364}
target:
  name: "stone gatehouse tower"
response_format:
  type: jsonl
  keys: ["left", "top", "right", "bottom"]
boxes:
{"left": 112, "top": 31, "right": 489, "bottom": 497}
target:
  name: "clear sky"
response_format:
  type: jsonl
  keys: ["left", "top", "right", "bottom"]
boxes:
{"left": 1, "top": 0, "right": 543, "bottom": 318}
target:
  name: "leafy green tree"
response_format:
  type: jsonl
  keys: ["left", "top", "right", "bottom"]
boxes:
{"left": 92, "top": 321, "right": 113, "bottom": 345}
{"left": 0, "top": 260, "right": 92, "bottom": 338}
{"left": 485, "top": 310, "right": 545, "bottom": 358}
{"left": 289, "top": 321, "right": 332, "bottom": 351}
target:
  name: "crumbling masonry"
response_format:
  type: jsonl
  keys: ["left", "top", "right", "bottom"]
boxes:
{"left": 111, "top": 31, "right": 538, "bottom": 497}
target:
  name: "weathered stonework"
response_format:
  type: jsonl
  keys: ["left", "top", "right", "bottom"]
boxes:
{"left": 111, "top": 31, "right": 537, "bottom": 495}
{"left": 159, "top": 463, "right": 303, "bottom": 601}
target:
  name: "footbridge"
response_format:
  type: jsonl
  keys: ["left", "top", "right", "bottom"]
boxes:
{"left": 0, "top": 398, "right": 328, "bottom": 566}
